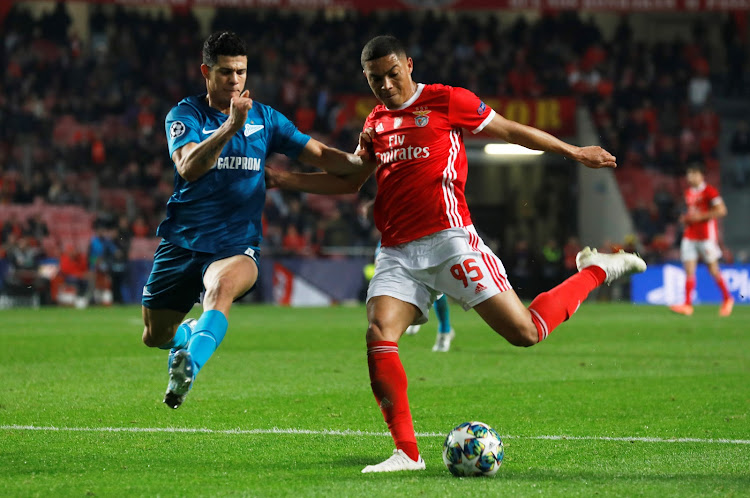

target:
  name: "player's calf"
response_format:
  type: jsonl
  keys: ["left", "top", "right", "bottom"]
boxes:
{"left": 142, "top": 308, "right": 189, "bottom": 348}
{"left": 474, "top": 293, "right": 540, "bottom": 347}
{"left": 503, "top": 321, "right": 538, "bottom": 347}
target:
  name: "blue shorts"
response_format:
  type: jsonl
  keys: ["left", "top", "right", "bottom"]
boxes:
{"left": 142, "top": 239, "right": 260, "bottom": 313}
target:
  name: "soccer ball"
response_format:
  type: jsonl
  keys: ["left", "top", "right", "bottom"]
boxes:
{"left": 442, "top": 421, "right": 504, "bottom": 477}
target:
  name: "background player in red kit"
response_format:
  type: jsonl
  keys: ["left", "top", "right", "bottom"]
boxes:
{"left": 266, "top": 35, "right": 647, "bottom": 473}
{"left": 670, "top": 163, "right": 733, "bottom": 317}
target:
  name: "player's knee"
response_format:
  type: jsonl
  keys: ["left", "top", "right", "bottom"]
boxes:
{"left": 505, "top": 321, "right": 539, "bottom": 348}
{"left": 142, "top": 326, "right": 163, "bottom": 348}
{"left": 366, "top": 320, "right": 384, "bottom": 343}
{"left": 142, "top": 322, "right": 175, "bottom": 348}
{"left": 366, "top": 318, "right": 399, "bottom": 343}
{"left": 203, "top": 276, "right": 237, "bottom": 307}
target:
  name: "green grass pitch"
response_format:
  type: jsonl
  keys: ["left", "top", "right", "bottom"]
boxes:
{"left": 1, "top": 302, "right": 748, "bottom": 496}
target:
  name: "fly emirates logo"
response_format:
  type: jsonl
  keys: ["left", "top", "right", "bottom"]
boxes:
{"left": 376, "top": 134, "right": 430, "bottom": 166}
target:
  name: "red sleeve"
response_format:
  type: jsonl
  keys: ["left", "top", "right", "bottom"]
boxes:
{"left": 363, "top": 112, "right": 374, "bottom": 133}
{"left": 359, "top": 111, "right": 377, "bottom": 153}
{"left": 706, "top": 185, "right": 721, "bottom": 204}
{"left": 447, "top": 86, "right": 496, "bottom": 135}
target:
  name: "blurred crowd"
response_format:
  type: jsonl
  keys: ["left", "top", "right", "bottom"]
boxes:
{"left": 1, "top": 5, "right": 749, "bottom": 303}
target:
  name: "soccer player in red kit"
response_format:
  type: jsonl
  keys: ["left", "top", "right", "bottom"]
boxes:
{"left": 670, "top": 163, "right": 733, "bottom": 317}
{"left": 266, "top": 35, "right": 646, "bottom": 473}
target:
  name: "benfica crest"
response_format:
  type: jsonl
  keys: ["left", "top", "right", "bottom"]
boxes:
{"left": 413, "top": 109, "right": 431, "bottom": 127}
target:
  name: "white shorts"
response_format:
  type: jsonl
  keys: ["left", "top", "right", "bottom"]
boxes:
{"left": 680, "top": 238, "right": 722, "bottom": 263}
{"left": 367, "top": 226, "right": 512, "bottom": 324}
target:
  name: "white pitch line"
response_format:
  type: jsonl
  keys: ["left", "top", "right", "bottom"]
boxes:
{"left": 2, "top": 425, "right": 749, "bottom": 445}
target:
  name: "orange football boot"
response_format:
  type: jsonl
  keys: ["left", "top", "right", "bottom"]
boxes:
{"left": 669, "top": 304, "right": 694, "bottom": 316}
{"left": 719, "top": 298, "right": 734, "bottom": 317}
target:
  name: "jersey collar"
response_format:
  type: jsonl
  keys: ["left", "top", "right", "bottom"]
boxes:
{"left": 387, "top": 83, "right": 424, "bottom": 111}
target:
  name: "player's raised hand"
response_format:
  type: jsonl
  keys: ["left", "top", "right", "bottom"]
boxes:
{"left": 356, "top": 127, "right": 375, "bottom": 159}
{"left": 229, "top": 89, "right": 253, "bottom": 130}
{"left": 576, "top": 146, "right": 617, "bottom": 169}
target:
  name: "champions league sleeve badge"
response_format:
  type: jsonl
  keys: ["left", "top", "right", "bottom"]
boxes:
{"left": 169, "top": 121, "right": 186, "bottom": 139}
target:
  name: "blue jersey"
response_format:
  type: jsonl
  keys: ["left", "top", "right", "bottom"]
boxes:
{"left": 159, "top": 94, "right": 311, "bottom": 253}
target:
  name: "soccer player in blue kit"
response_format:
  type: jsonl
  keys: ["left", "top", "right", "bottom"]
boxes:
{"left": 141, "top": 31, "right": 370, "bottom": 409}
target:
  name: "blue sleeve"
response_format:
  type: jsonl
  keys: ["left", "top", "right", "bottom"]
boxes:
{"left": 165, "top": 104, "right": 202, "bottom": 158}
{"left": 267, "top": 108, "right": 311, "bottom": 159}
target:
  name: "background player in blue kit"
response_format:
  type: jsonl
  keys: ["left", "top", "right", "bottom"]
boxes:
{"left": 404, "top": 294, "right": 455, "bottom": 352}
{"left": 141, "top": 31, "right": 371, "bottom": 409}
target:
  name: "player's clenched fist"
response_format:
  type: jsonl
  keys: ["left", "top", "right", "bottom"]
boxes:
{"left": 229, "top": 89, "right": 253, "bottom": 130}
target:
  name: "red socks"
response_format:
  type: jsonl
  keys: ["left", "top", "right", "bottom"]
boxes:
{"left": 714, "top": 276, "right": 731, "bottom": 301}
{"left": 528, "top": 266, "right": 606, "bottom": 341}
{"left": 685, "top": 276, "right": 696, "bottom": 305}
{"left": 367, "top": 341, "right": 419, "bottom": 461}
{"left": 685, "top": 275, "right": 731, "bottom": 303}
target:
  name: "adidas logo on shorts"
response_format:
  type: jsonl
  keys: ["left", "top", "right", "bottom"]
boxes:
{"left": 475, "top": 283, "right": 487, "bottom": 294}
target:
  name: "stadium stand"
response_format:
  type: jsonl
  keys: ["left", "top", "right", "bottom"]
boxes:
{"left": 1, "top": 5, "right": 748, "bottom": 303}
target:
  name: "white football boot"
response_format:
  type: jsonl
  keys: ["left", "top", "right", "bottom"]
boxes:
{"left": 405, "top": 325, "right": 421, "bottom": 335}
{"left": 361, "top": 449, "right": 426, "bottom": 473}
{"left": 163, "top": 349, "right": 194, "bottom": 409}
{"left": 575, "top": 247, "right": 646, "bottom": 285}
{"left": 432, "top": 329, "right": 455, "bottom": 352}
{"left": 167, "top": 318, "right": 197, "bottom": 372}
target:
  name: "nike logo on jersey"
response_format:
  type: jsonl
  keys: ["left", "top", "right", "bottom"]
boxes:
{"left": 202, "top": 127, "right": 218, "bottom": 134}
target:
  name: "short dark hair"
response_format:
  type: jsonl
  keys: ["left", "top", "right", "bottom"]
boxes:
{"left": 202, "top": 31, "right": 247, "bottom": 67}
{"left": 361, "top": 35, "right": 407, "bottom": 68}
{"left": 686, "top": 162, "right": 705, "bottom": 174}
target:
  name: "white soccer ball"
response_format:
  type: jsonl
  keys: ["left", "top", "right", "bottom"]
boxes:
{"left": 442, "top": 421, "right": 504, "bottom": 477}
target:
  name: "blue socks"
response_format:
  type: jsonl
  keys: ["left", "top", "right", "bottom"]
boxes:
{"left": 159, "top": 321, "right": 191, "bottom": 350}
{"left": 434, "top": 295, "right": 452, "bottom": 333}
{"left": 187, "top": 310, "right": 228, "bottom": 375}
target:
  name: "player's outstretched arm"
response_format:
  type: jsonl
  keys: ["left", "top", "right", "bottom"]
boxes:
{"left": 297, "top": 138, "right": 375, "bottom": 175}
{"left": 482, "top": 114, "right": 617, "bottom": 169}
{"left": 172, "top": 90, "right": 253, "bottom": 182}
{"left": 267, "top": 128, "right": 376, "bottom": 194}
{"left": 265, "top": 168, "right": 371, "bottom": 195}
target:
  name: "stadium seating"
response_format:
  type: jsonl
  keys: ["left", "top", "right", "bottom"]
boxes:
{"left": 1, "top": 6, "right": 742, "bottom": 270}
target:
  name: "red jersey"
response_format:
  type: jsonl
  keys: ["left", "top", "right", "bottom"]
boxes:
{"left": 683, "top": 183, "right": 721, "bottom": 241}
{"left": 364, "top": 83, "right": 495, "bottom": 246}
